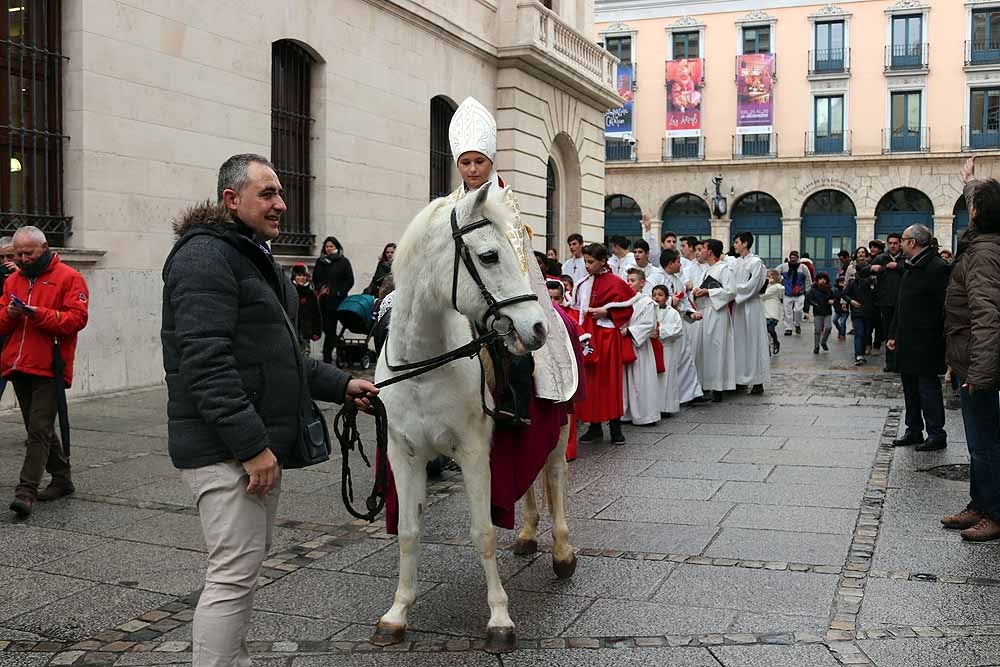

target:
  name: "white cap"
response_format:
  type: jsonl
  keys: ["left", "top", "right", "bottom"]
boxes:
{"left": 449, "top": 97, "right": 496, "bottom": 166}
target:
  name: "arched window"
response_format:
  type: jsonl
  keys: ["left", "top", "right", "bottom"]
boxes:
{"left": 660, "top": 193, "right": 711, "bottom": 237}
{"left": 429, "top": 96, "right": 456, "bottom": 200}
{"left": 801, "top": 190, "right": 856, "bottom": 277}
{"left": 954, "top": 194, "right": 969, "bottom": 251}
{"left": 875, "top": 188, "right": 934, "bottom": 240}
{"left": 271, "top": 40, "right": 316, "bottom": 253}
{"left": 604, "top": 194, "right": 642, "bottom": 247}
{"left": 1, "top": 1, "right": 69, "bottom": 246}
{"left": 546, "top": 158, "right": 557, "bottom": 244}
{"left": 732, "top": 192, "right": 783, "bottom": 268}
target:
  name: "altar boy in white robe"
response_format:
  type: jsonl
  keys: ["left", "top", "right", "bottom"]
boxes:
{"left": 692, "top": 239, "right": 737, "bottom": 402}
{"left": 731, "top": 231, "right": 771, "bottom": 395}
{"left": 659, "top": 248, "right": 704, "bottom": 405}
{"left": 650, "top": 284, "right": 686, "bottom": 415}
{"left": 611, "top": 268, "right": 666, "bottom": 426}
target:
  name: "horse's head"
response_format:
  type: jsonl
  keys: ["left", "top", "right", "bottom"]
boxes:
{"left": 451, "top": 182, "right": 547, "bottom": 354}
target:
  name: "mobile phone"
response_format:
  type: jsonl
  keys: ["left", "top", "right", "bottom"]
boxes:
{"left": 9, "top": 295, "right": 26, "bottom": 308}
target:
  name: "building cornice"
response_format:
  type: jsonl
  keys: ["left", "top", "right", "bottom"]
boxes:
{"left": 596, "top": 0, "right": 870, "bottom": 24}
{"left": 809, "top": 4, "right": 851, "bottom": 19}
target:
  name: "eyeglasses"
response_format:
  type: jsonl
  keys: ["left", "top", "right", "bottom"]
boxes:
{"left": 900, "top": 237, "right": 915, "bottom": 242}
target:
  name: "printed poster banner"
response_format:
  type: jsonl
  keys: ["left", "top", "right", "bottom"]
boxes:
{"left": 605, "top": 64, "right": 634, "bottom": 136}
{"left": 666, "top": 58, "right": 704, "bottom": 137}
{"left": 736, "top": 53, "right": 774, "bottom": 132}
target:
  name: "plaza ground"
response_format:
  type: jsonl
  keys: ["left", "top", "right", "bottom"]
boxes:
{"left": 1, "top": 324, "right": 998, "bottom": 666}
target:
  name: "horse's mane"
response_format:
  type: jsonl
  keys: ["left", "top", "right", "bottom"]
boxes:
{"left": 391, "top": 196, "right": 450, "bottom": 288}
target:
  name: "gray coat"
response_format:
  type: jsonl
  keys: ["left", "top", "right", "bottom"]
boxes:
{"left": 161, "top": 203, "right": 351, "bottom": 469}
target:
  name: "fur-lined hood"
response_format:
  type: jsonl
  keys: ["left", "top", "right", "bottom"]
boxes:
{"left": 171, "top": 201, "right": 234, "bottom": 238}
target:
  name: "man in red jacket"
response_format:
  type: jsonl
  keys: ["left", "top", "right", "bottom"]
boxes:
{"left": 1, "top": 226, "right": 89, "bottom": 517}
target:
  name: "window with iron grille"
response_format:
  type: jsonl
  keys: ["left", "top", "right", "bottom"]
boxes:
{"left": 545, "top": 158, "right": 556, "bottom": 243}
{"left": 271, "top": 40, "right": 315, "bottom": 254}
{"left": 429, "top": 96, "right": 455, "bottom": 200}
{"left": 1, "top": 1, "right": 69, "bottom": 246}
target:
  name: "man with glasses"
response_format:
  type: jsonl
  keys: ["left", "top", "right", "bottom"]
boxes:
{"left": 887, "top": 224, "right": 950, "bottom": 452}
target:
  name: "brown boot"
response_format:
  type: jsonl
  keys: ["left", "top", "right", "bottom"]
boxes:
{"left": 942, "top": 505, "right": 983, "bottom": 530}
{"left": 9, "top": 490, "right": 34, "bottom": 517}
{"left": 961, "top": 516, "right": 1000, "bottom": 542}
{"left": 38, "top": 479, "right": 75, "bottom": 502}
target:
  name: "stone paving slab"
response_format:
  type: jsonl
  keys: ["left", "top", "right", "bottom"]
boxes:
{"left": 703, "top": 527, "right": 852, "bottom": 566}
{"left": 859, "top": 578, "right": 1000, "bottom": 628}
{"left": 0, "top": 500, "right": 162, "bottom": 536}
{"left": 857, "top": 636, "right": 1000, "bottom": 667}
{"left": 503, "top": 647, "right": 721, "bottom": 666}
{"left": 607, "top": 443, "right": 734, "bottom": 463}
{"left": 712, "top": 481, "right": 864, "bottom": 509}
{"left": 576, "top": 476, "right": 724, "bottom": 502}
{"left": 292, "top": 654, "right": 499, "bottom": 667}
{"left": 721, "top": 448, "right": 872, "bottom": 469}
{"left": 657, "top": 565, "right": 839, "bottom": 618}
{"left": 764, "top": 465, "right": 870, "bottom": 488}
{"left": 663, "top": 434, "right": 788, "bottom": 450}
{"left": 720, "top": 504, "right": 859, "bottom": 535}
{"left": 344, "top": 541, "right": 534, "bottom": 584}
{"left": 560, "top": 518, "right": 718, "bottom": 554}
{"left": 305, "top": 538, "right": 395, "bottom": 572}
{"left": 727, "top": 611, "right": 828, "bottom": 635}
{"left": 639, "top": 461, "right": 773, "bottom": 482}
{"left": 0, "top": 654, "right": 52, "bottom": 667}
{"left": 506, "top": 554, "right": 676, "bottom": 601}
{"left": 0, "top": 525, "right": 108, "bottom": 569}
{"left": 562, "top": 598, "right": 736, "bottom": 637}
{"left": 0, "top": 568, "right": 95, "bottom": 626}
{"left": 872, "top": 535, "right": 1000, "bottom": 579}
{"left": 710, "top": 644, "right": 840, "bottom": 666}
{"left": 593, "top": 497, "right": 735, "bottom": 526}
{"left": 157, "top": 610, "right": 346, "bottom": 643}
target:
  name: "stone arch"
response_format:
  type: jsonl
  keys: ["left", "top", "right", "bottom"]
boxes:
{"left": 605, "top": 194, "right": 643, "bottom": 247}
{"left": 659, "top": 193, "right": 711, "bottom": 238}
{"left": 547, "top": 132, "right": 582, "bottom": 253}
{"left": 732, "top": 192, "right": 783, "bottom": 267}
{"left": 875, "top": 187, "right": 934, "bottom": 239}
{"left": 800, "top": 190, "right": 857, "bottom": 277}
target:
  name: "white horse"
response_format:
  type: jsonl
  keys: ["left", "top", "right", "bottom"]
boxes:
{"left": 372, "top": 182, "right": 577, "bottom": 653}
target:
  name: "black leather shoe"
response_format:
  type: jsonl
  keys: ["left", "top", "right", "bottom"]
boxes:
{"left": 916, "top": 439, "right": 947, "bottom": 452}
{"left": 892, "top": 432, "right": 924, "bottom": 447}
{"left": 749, "top": 384, "right": 764, "bottom": 395}
{"left": 579, "top": 424, "right": 603, "bottom": 443}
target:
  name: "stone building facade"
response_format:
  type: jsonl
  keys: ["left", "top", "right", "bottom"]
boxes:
{"left": 595, "top": 0, "right": 1000, "bottom": 275}
{"left": 1, "top": 0, "right": 619, "bottom": 398}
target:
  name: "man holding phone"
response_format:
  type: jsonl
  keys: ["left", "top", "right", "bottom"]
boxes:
{"left": 1, "top": 226, "right": 89, "bottom": 517}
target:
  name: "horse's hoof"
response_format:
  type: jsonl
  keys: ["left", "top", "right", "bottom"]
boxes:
{"left": 370, "top": 622, "right": 406, "bottom": 647}
{"left": 553, "top": 553, "right": 578, "bottom": 579}
{"left": 511, "top": 538, "right": 538, "bottom": 556}
{"left": 484, "top": 626, "right": 516, "bottom": 654}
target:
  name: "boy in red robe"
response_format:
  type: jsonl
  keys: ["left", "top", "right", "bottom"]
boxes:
{"left": 573, "top": 243, "right": 634, "bottom": 445}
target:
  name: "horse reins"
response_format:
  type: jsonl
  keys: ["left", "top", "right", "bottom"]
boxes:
{"left": 335, "top": 203, "right": 538, "bottom": 523}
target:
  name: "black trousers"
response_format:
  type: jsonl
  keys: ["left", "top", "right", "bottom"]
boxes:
{"left": 868, "top": 308, "right": 884, "bottom": 349}
{"left": 881, "top": 305, "right": 897, "bottom": 370}
{"left": 901, "top": 373, "right": 946, "bottom": 442}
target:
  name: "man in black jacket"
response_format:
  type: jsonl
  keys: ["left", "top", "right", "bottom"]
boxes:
{"left": 863, "top": 232, "right": 905, "bottom": 372}
{"left": 887, "top": 223, "right": 949, "bottom": 452}
{"left": 161, "top": 154, "right": 377, "bottom": 667}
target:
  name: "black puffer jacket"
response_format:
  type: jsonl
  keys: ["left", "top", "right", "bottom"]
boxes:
{"left": 888, "top": 247, "right": 950, "bottom": 377}
{"left": 313, "top": 249, "right": 354, "bottom": 302}
{"left": 945, "top": 230, "right": 1000, "bottom": 388}
{"left": 161, "top": 203, "right": 352, "bottom": 469}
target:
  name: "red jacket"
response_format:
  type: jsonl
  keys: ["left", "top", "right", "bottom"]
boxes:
{"left": 0, "top": 254, "right": 89, "bottom": 385}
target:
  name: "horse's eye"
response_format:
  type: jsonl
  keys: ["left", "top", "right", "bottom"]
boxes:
{"left": 478, "top": 251, "right": 499, "bottom": 265}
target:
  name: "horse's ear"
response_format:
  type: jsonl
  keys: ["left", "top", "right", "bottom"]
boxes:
{"left": 472, "top": 181, "right": 491, "bottom": 211}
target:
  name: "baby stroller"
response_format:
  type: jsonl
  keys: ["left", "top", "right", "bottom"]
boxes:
{"left": 334, "top": 294, "right": 376, "bottom": 370}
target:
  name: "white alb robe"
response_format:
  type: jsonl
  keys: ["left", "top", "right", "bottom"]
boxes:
{"left": 731, "top": 253, "right": 772, "bottom": 387}
{"left": 562, "top": 256, "right": 587, "bottom": 287}
{"left": 655, "top": 304, "right": 684, "bottom": 413}
{"left": 609, "top": 252, "right": 637, "bottom": 279}
{"left": 643, "top": 266, "right": 667, "bottom": 296}
{"left": 665, "top": 272, "right": 704, "bottom": 403}
{"left": 608, "top": 293, "right": 665, "bottom": 425}
{"left": 684, "top": 260, "right": 707, "bottom": 293}
{"left": 693, "top": 260, "right": 736, "bottom": 392}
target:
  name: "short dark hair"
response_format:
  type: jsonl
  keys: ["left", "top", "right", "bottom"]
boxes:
{"left": 633, "top": 239, "right": 650, "bottom": 252}
{"left": 217, "top": 153, "right": 274, "bottom": 202}
{"left": 969, "top": 179, "right": 1000, "bottom": 233}
{"left": 816, "top": 272, "right": 830, "bottom": 283}
{"left": 680, "top": 235, "right": 698, "bottom": 247}
{"left": 650, "top": 284, "right": 669, "bottom": 298}
{"left": 788, "top": 250, "right": 800, "bottom": 258}
{"left": 887, "top": 232, "right": 902, "bottom": 242}
{"left": 567, "top": 233, "right": 584, "bottom": 245}
{"left": 838, "top": 250, "right": 851, "bottom": 259}
{"left": 705, "top": 239, "right": 724, "bottom": 259}
{"left": 609, "top": 235, "right": 630, "bottom": 250}
{"left": 546, "top": 280, "right": 565, "bottom": 297}
{"left": 660, "top": 248, "right": 680, "bottom": 268}
{"left": 869, "top": 239, "right": 885, "bottom": 252}
{"left": 801, "top": 252, "right": 811, "bottom": 260}
{"left": 626, "top": 266, "right": 646, "bottom": 280}
{"left": 735, "top": 231, "right": 754, "bottom": 249}
{"left": 582, "top": 243, "right": 608, "bottom": 262}
{"left": 662, "top": 230, "right": 678, "bottom": 242}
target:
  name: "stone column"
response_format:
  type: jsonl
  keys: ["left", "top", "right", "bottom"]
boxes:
{"left": 933, "top": 215, "right": 954, "bottom": 251}
{"left": 710, "top": 218, "right": 731, "bottom": 244}
{"left": 782, "top": 217, "right": 802, "bottom": 260}
{"left": 856, "top": 216, "right": 876, "bottom": 245}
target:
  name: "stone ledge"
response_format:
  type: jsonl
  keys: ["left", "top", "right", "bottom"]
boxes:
{"left": 53, "top": 247, "right": 107, "bottom": 267}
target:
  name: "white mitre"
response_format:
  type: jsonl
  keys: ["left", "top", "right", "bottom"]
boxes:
{"left": 449, "top": 97, "right": 496, "bottom": 165}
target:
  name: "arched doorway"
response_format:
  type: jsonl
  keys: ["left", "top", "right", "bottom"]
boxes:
{"left": 429, "top": 96, "right": 457, "bottom": 200}
{"left": 731, "top": 192, "right": 783, "bottom": 268}
{"left": 660, "top": 193, "right": 711, "bottom": 238}
{"left": 875, "top": 188, "right": 934, "bottom": 240}
{"left": 546, "top": 158, "right": 557, "bottom": 248}
{"left": 604, "top": 195, "right": 643, "bottom": 247}
{"left": 801, "top": 190, "right": 856, "bottom": 277}
{"left": 953, "top": 195, "right": 968, "bottom": 251}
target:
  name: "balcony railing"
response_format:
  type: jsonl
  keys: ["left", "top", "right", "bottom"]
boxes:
{"left": 963, "top": 126, "right": 1000, "bottom": 151}
{"left": 966, "top": 40, "right": 1000, "bottom": 66}
{"left": 732, "top": 133, "right": 777, "bottom": 159}
{"left": 805, "top": 130, "right": 851, "bottom": 156}
{"left": 734, "top": 54, "right": 777, "bottom": 81}
{"left": 662, "top": 136, "right": 705, "bottom": 161}
{"left": 606, "top": 137, "right": 636, "bottom": 162}
{"left": 809, "top": 48, "right": 850, "bottom": 75}
{"left": 882, "top": 127, "right": 929, "bottom": 154}
{"left": 885, "top": 43, "right": 928, "bottom": 71}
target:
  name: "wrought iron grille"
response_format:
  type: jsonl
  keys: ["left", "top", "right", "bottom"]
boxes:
{"left": 271, "top": 40, "right": 315, "bottom": 254}
{"left": 545, "top": 158, "right": 556, "bottom": 243}
{"left": 429, "top": 96, "right": 454, "bottom": 200}
{"left": 0, "top": 1, "right": 70, "bottom": 246}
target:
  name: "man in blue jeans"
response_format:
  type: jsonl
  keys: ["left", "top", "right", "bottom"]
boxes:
{"left": 941, "top": 156, "right": 1000, "bottom": 542}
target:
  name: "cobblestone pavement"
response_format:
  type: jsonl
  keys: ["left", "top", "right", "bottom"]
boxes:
{"left": 1, "top": 323, "right": 997, "bottom": 666}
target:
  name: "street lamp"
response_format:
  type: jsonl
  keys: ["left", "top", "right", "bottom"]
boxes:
{"left": 703, "top": 175, "right": 732, "bottom": 218}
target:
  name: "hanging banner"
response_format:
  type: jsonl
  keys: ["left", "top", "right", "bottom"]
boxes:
{"left": 736, "top": 54, "right": 774, "bottom": 133}
{"left": 605, "top": 64, "right": 634, "bottom": 136}
{"left": 666, "top": 58, "right": 704, "bottom": 137}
